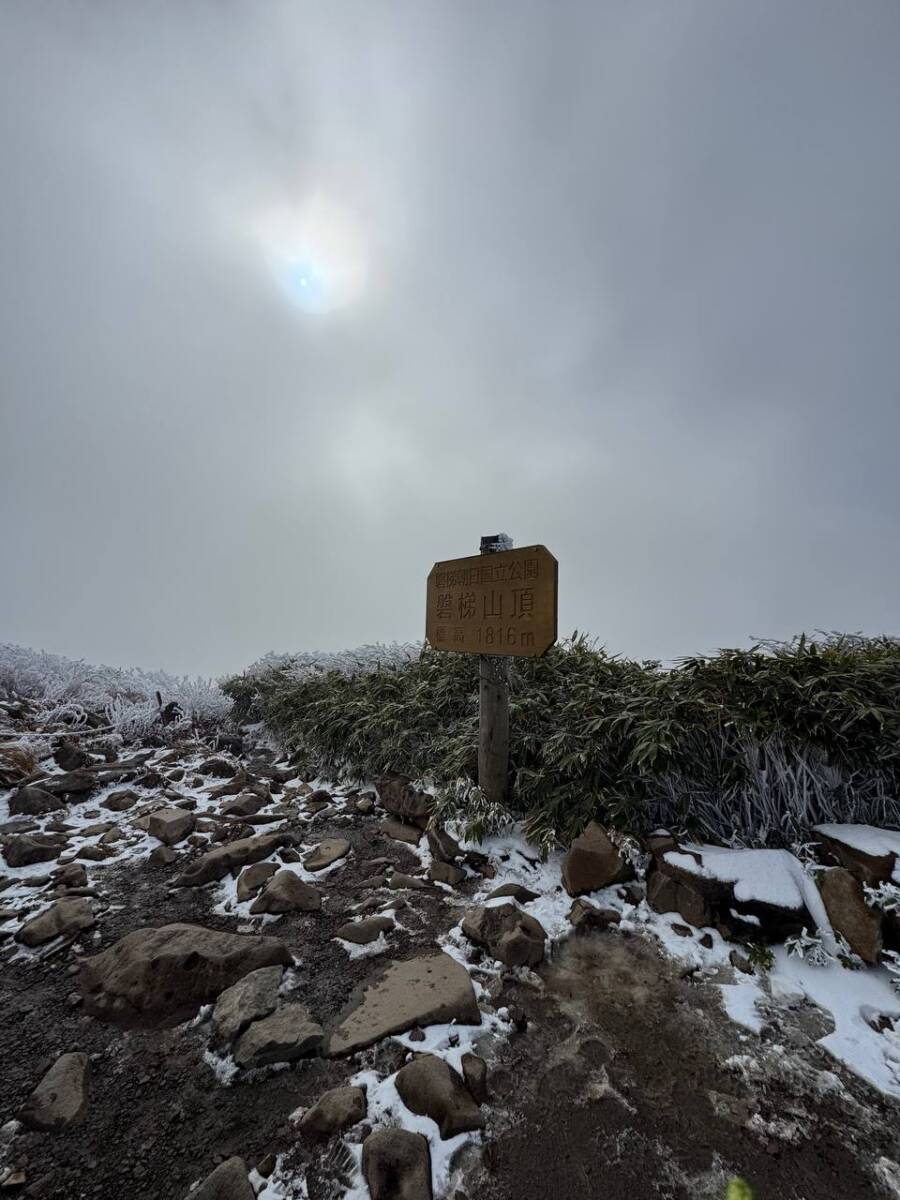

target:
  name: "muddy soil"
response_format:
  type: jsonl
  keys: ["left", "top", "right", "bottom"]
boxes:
{"left": 470, "top": 935, "right": 900, "bottom": 1200}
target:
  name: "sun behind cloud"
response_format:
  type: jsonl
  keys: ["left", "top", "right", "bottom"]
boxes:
{"left": 252, "top": 195, "right": 368, "bottom": 314}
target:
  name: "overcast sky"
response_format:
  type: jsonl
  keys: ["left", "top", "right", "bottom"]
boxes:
{"left": 1, "top": 1, "right": 898, "bottom": 678}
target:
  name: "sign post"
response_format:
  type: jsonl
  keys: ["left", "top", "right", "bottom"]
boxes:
{"left": 478, "top": 534, "right": 512, "bottom": 807}
{"left": 425, "top": 536, "right": 558, "bottom": 805}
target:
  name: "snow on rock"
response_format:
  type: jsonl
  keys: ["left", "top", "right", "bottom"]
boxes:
{"left": 814, "top": 825, "right": 900, "bottom": 861}
{"left": 814, "top": 824, "right": 900, "bottom": 884}
{"left": 664, "top": 845, "right": 837, "bottom": 952}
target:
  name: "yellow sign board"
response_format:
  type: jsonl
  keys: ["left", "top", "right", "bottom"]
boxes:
{"left": 425, "top": 545, "right": 558, "bottom": 657}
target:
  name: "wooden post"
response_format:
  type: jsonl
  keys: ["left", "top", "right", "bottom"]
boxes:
{"left": 478, "top": 533, "right": 511, "bottom": 804}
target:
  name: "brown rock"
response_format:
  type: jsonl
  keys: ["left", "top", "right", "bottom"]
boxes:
{"left": 335, "top": 915, "right": 394, "bottom": 945}
{"left": 198, "top": 756, "right": 238, "bottom": 778}
{"left": 299, "top": 1085, "right": 366, "bottom": 1142}
{"left": 185, "top": 1156, "right": 254, "bottom": 1200}
{"left": 220, "top": 794, "right": 266, "bottom": 818}
{"left": 76, "top": 844, "right": 114, "bottom": 862}
{"left": 9, "top": 787, "right": 65, "bottom": 817}
{"left": 233, "top": 1002, "right": 323, "bottom": 1068}
{"left": 363, "top": 1129, "right": 432, "bottom": 1200}
{"left": 176, "top": 833, "right": 291, "bottom": 887}
{"left": 328, "top": 952, "right": 481, "bottom": 1056}
{"left": 212, "top": 965, "right": 284, "bottom": 1042}
{"left": 819, "top": 866, "right": 883, "bottom": 964}
{"left": 646, "top": 869, "right": 712, "bottom": 929}
{"left": 250, "top": 871, "right": 321, "bottom": 914}
{"left": 461, "top": 903, "right": 546, "bottom": 967}
{"left": 149, "top": 845, "right": 178, "bottom": 865}
{"left": 102, "top": 789, "right": 139, "bottom": 812}
{"left": 21, "top": 1052, "right": 89, "bottom": 1131}
{"left": 427, "top": 826, "right": 461, "bottom": 863}
{"left": 381, "top": 817, "right": 423, "bottom": 846}
{"left": 461, "top": 1052, "right": 488, "bottom": 1104}
{"left": 17, "top": 898, "right": 95, "bottom": 947}
{"left": 375, "top": 775, "right": 433, "bottom": 829}
{"left": 2, "top": 834, "right": 65, "bottom": 868}
{"left": 388, "top": 873, "right": 426, "bottom": 891}
{"left": 79, "top": 923, "right": 291, "bottom": 1023}
{"left": 561, "top": 822, "right": 633, "bottom": 896}
{"left": 148, "top": 807, "right": 196, "bottom": 846}
{"left": 814, "top": 826, "right": 897, "bottom": 888}
{"left": 52, "top": 862, "right": 87, "bottom": 889}
{"left": 236, "top": 861, "right": 278, "bottom": 902}
{"left": 486, "top": 882, "right": 540, "bottom": 903}
{"left": 39, "top": 769, "right": 97, "bottom": 799}
{"left": 303, "top": 837, "right": 351, "bottom": 871}
{"left": 567, "top": 898, "right": 621, "bottom": 931}
{"left": 428, "top": 861, "right": 465, "bottom": 887}
{"left": 395, "top": 1053, "right": 485, "bottom": 1139}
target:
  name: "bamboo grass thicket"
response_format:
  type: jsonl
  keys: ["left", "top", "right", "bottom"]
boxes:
{"left": 223, "top": 631, "right": 900, "bottom": 850}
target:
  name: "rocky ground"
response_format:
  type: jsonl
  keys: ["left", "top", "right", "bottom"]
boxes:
{"left": 2, "top": 702, "right": 900, "bottom": 1199}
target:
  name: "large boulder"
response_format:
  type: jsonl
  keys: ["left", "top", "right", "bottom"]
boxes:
{"left": 185, "top": 1157, "right": 254, "bottom": 1200}
{"left": 21, "top": 1052, "right": 89, "bottom": 1132}
{"left": 148, "top": 807, "right": 196, "bottom": 847}
{"left": 819, "top": 867, "right": 883, "bottom": 964}
{"left": 250, "top": 871, "right": 321, "bottom": 914}
{"left": 2, "top": 833, "right": 66, "bottom": 868}
{"left": 79, "top": 923, "right": 291, "bottom": 1023}
{"left": 395, "top": 1054, "right": 485, "bottom": 1139}
{"left": 649, "top": 846, "right": 815, "bottom": 940}
{"left": 561, "top": 823, "right": 633, "bottom": 896}
{"left": 814, "top": 825, "right": 899, "bottom": 888}
{"left": 232, "top": 1003, "right": 323, "bottom": 1068}
{"left": 17, "top": 898, "right": 95, "bottom": 948}
{"left": 9, "top": 787, "right": 66, "bottom": 817}
{"left": 211, "top": 965, "right": 284, "bottom": 1043}
{"left": 303, "top": 838, "right": 350, "bottom": 872}
{"left": 375, "top": 775, "right": 433, "bottom": 830}
{"left": 461, "top": 903, "right": 546, "bottom": 967}
{"left": 362, "top": 1129, "right": 432, "bottom": 1200}
{"left": 328, "top": 952, "right": 481, "bottom": 1056}
{"left": 175, "top": 833, "right": 291, "bottom": 887}
{"left": 299, "top": 1085, "right": 367, "bottom": 1142}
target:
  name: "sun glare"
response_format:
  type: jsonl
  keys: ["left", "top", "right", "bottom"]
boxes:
{"left": 252, "top": 197, "right": 367, "bottom": 314}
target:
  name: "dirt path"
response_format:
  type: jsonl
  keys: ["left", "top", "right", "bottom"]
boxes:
{"left": 470, "top": 935, "right": 900, "bottom": 1199}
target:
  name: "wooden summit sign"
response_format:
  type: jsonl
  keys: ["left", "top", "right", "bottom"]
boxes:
{"left": 426, "top": 545, "right": 558, "bottom": 657}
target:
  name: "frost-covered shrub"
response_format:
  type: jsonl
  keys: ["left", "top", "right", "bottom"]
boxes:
{"left": 223, "top": 632, "right": 900, "bottom": 849}
{"left": 0, "top": 643, "right": 231, "bottom": 741}
{"left": 883, "top": 950, "right": 900, "bottom": 997}
{"left": 864, "top": 882, "right": 900, "bottom": 915}
{"left": 786, "top": 928, "right": 833, "bottom": 967}
{"left": 431, "top": 780, "right": 516, "bottom": 845}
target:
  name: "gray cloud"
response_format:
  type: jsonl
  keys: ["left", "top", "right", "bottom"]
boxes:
{"left": 2, "top": 0, "right": 899, "bottom": 676}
